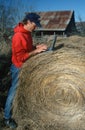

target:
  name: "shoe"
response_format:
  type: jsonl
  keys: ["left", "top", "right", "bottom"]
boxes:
{"left": 4, "top": 118, "right": 17, "bottom": 128}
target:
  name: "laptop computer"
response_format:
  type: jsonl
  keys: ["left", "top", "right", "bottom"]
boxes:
{"left": 46, "top": 34, "right": 57, "bottom": 51}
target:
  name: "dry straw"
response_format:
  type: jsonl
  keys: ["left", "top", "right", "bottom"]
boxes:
{"left": 13, "top": 35, "right": 85, "bottom": 130}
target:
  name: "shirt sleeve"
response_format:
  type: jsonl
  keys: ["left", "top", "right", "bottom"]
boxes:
{"left": 12, "top": 33, "right": 30, "bottom": 62}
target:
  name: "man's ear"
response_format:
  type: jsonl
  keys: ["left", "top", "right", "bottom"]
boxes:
{"left": 27, "top": 20, "right": 31, "bottom": 25}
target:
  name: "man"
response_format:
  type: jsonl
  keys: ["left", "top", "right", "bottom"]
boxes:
{"left": 4, "top": 13, "right": 47, "bottom": 128}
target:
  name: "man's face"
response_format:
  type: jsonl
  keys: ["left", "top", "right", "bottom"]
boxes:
{"left": 26, "top": 20, "right": 37, "bottom": 32}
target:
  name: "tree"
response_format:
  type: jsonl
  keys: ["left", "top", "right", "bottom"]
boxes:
{"left": 0, "top": 0, "right": 16, "bottom": 38}
{"left": 77, "top": 15, "right": 85, "bottom": 35}
{"left": 0, "top": 0, "right": 36, "bottom": 38}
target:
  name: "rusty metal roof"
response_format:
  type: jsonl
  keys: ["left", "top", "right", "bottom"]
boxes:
{"left": 36, "top": 10, "right": 74, "bottom": 31}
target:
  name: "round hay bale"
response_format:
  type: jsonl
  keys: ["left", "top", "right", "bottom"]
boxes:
{"left": 13, "top": 36, "right": 85, "bottom": 130}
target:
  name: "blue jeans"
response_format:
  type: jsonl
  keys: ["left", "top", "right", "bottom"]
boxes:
{"left": 4, "top": 64, "right": 20, "bottom": 119}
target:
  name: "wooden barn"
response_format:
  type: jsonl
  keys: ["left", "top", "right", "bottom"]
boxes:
{"left": 34, "top": 10, "right": 77, "bottom": 36}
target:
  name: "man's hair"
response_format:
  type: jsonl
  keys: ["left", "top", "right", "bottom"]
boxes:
{"left": 22, "top": 13, "right": 41, "bottom": 27}
{"left": 22, "top": 17, "right": 28, "bottom": 25}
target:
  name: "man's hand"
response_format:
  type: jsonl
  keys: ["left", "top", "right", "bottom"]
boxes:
{"left": 29, "top": 44, "right": 48, "bottom": 57}
{"left": 35, "top": 44, "right": 47, "bottom": 53}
